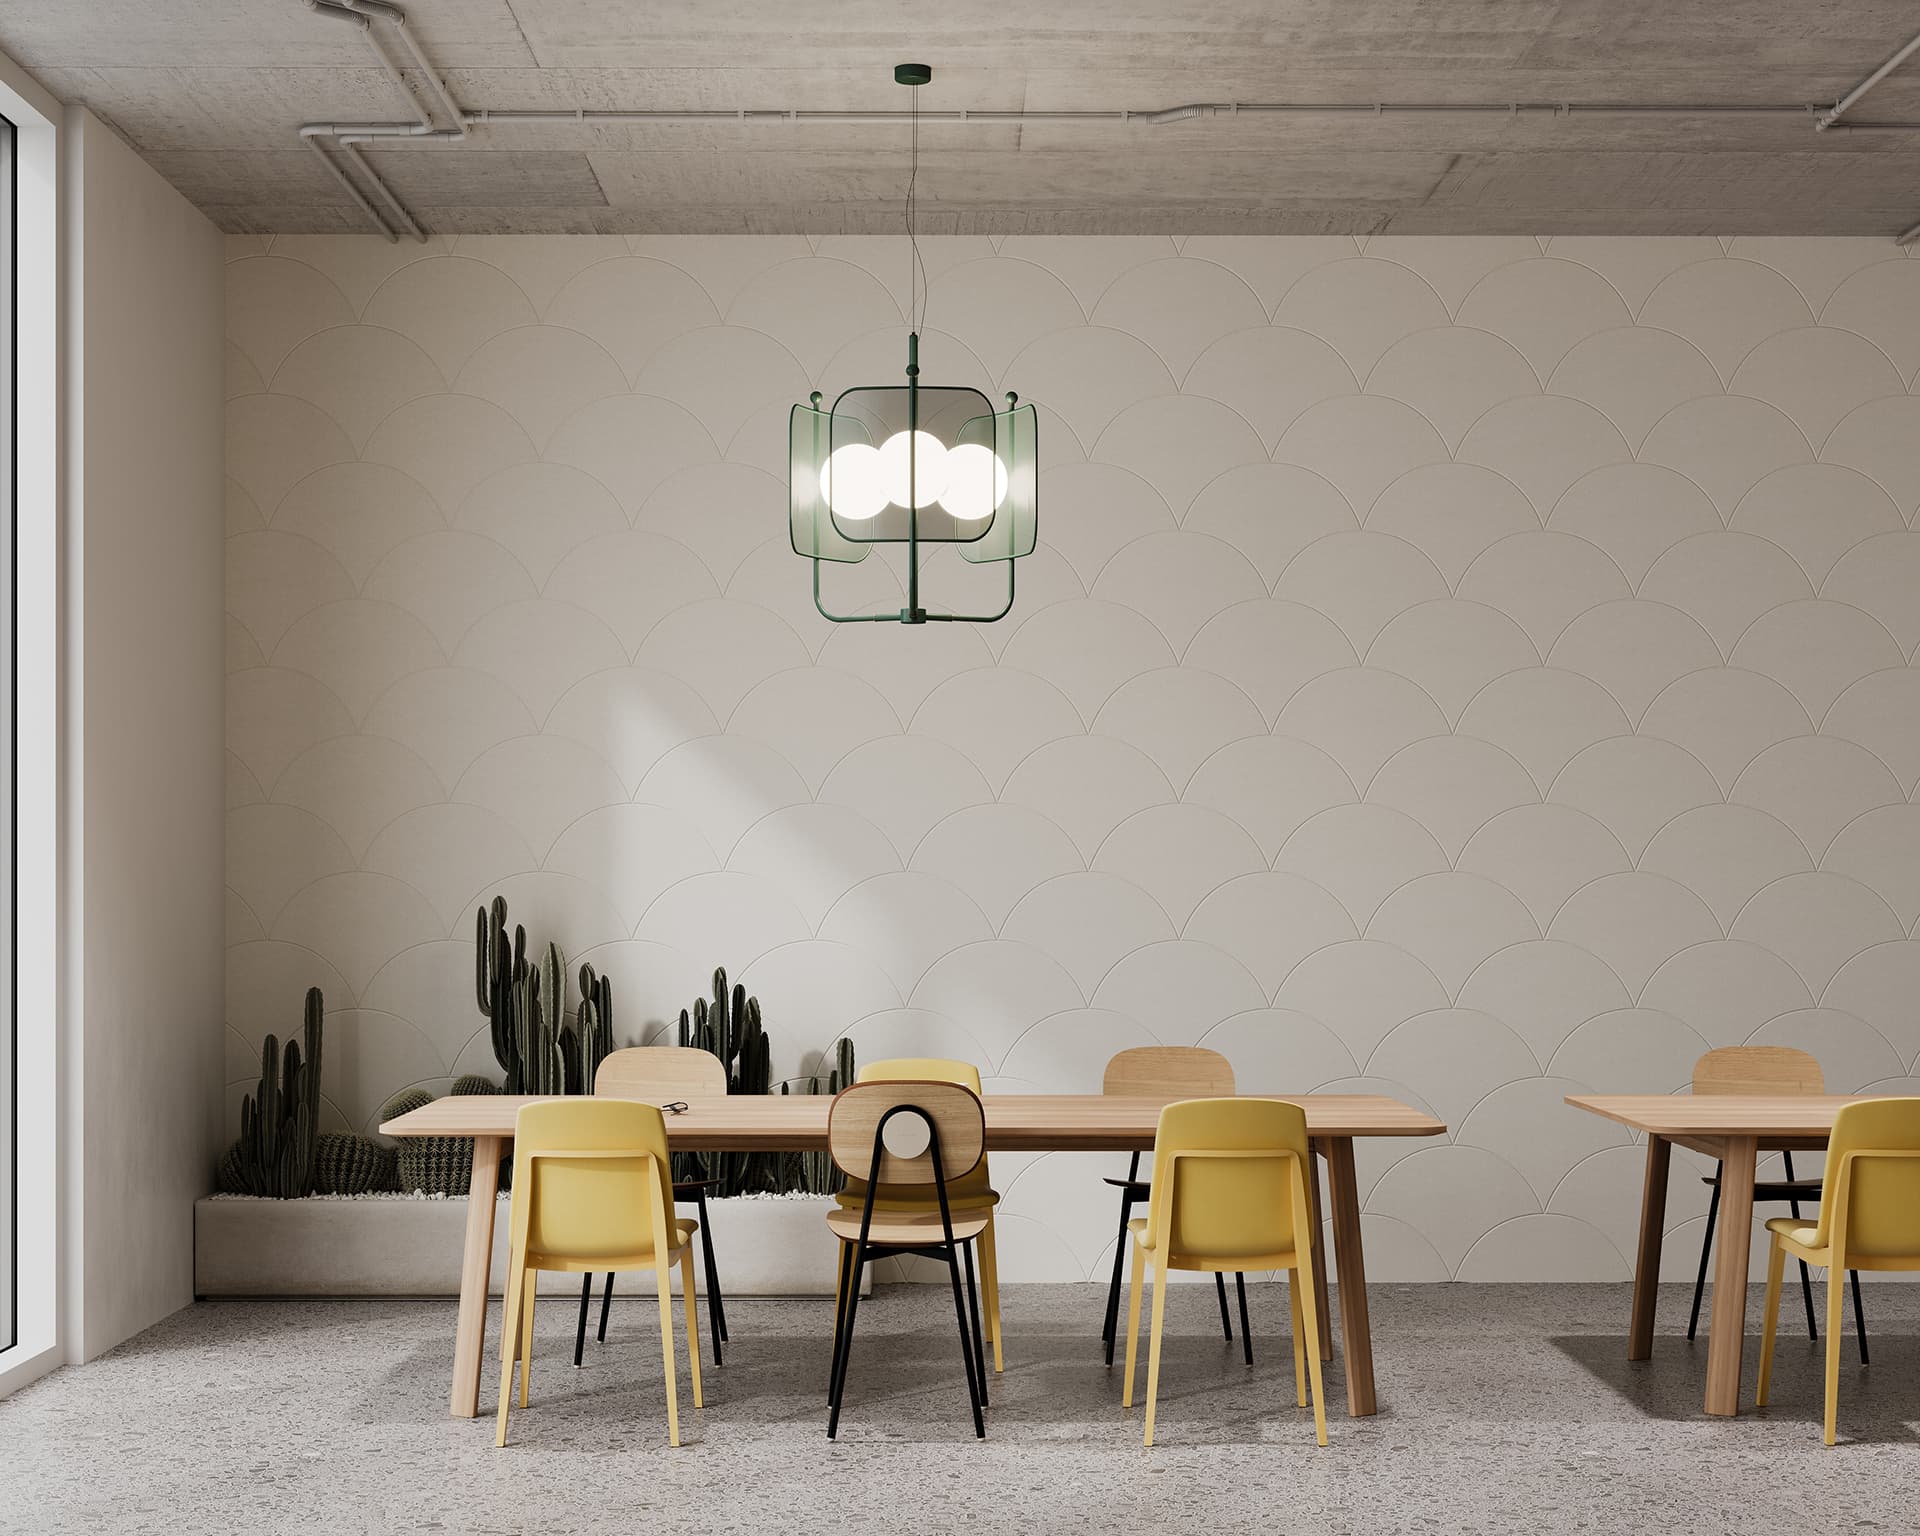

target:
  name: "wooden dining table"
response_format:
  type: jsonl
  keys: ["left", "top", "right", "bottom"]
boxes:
{"left": 382, "top": 1091, "right": 1445, "bottom": 1422}
{"left": 1564, "top": 1093, "right": 1874, "bottom": 1417}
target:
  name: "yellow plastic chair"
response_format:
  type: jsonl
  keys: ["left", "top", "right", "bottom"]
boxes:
{"left": 1121, "top": 1097, "right": 1327, "bottom": 1448}
{"left": 578, "top": 1047, "right": 731, "bottom": 1368}
{"left": 495, "top": 1098, "right": 703, "bottom": 1448}
{"left": 1756, "top": 1097, "right": 1920, "bottom": 1444}
{"left": 834, "top": 1056, "right": 1004, "bottom": 1372}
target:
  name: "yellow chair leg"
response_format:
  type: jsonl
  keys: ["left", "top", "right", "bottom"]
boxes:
{"left": 1824, "top": 1259, "right": 1844, "bottom": 1446}
{"left": 680, "top": 1248, "right": 704, "bottom": 1410}
{"left": 1289, "top": 1268, "right": 1308, "bottom": 1408}
{"left": 495, "top": 1261, "right": 524, "bottom": 1449}
{"left": 1143, "top": 1252, "right": 1169, "bottom": 1447}
{"left": 1296, "top": 1247, "right": 1328, "bottom": 1447}
{"left": 1121, "top": 1239, "right": 1146, "bottom": 1408}
{"left": 981, "top": 1215, "right": 1004, "bottom": 1373}
{"left": 657, "top": 1262, "right": 681, "bottom": 1448}
{"left": 1757, "top": 1239, "right": 1785, "bottom": 1408}
{"left": 518, "top": 1277, "right": 536, "bottom": 1408}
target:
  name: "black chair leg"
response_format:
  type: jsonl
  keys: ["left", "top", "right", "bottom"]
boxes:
{"left": 573, "top": 1273, "right": 592, "bottom": 1367}
{"left": 1687, "top": 1170, "right": 1721, "bottom": 1341}
{"left": 1215, "top": 1271, "right": 1234, "bottom": 1341}
{"left": 827, "top": 1241, "right": 853, "bottom": 1406}
{"left": 1850, "top": 1268, "right": 1869, "bottom": 1364}
{"left": 1102, "top": 1191, "right": 1134, "bottom": 1364}
{"left": 1235, "top": 1271, "right": 1253, "bottom": 1366}
{"left": 692, "top": 1188, "right": 724, "bottom": 1367}
{"left": 963, "top": 1240, "right": 989, "bottom": 1409}
{"left": 596, "top": 1269, "right": 614, "bottom": 1343}
{"left": 828, "top": 1248, "right": 868, "bottom": 1439}
{"left": 944, "top": 1245, "right": 986, "bottom": 1439}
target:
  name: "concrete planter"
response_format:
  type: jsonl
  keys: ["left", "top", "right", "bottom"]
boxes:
{"left": 195, "top": 1193, "right": 857, "bottom": 1299}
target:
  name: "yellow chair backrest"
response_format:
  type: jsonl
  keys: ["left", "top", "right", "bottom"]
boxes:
{"left": 1817, "top": 1098, "right": 1920, "bottom": 1259}
{"left": 828, "top": 1080, "right": 985, "bottom": 1187}
{"left": 1145, "top": 1097, "right": 1310, "bottom": 1260}
{"left": 595, "top": 1045, "right": 727, "bottom": 1099}
{"left": 1104, "top": 1045, "right": 1234, "bottom": 1098}
{"left": 1692, "top": 1046, "right": 1824, "bottom": 1096}
{"left": 509, "top": 1098, "right": 675, "bottom": 1262}
{"left": 858, "top": 1057, "right": 983, "bottom": 1092}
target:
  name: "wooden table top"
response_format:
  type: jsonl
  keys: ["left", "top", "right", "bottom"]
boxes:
{"left": 1565, "top": 1093, "right": 1882, "bottom": 1138}
{"left": 382, "top": 1092, "right": 1446, "bottom": 1151}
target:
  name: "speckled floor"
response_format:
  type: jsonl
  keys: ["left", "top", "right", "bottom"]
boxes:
{"left": 4, "top": 1283, "right": 1915, "bottom": 1536}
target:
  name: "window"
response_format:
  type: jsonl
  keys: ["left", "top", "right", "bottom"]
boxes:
{"left": 0, "top": 110, "right": 15, "bottom": 1358}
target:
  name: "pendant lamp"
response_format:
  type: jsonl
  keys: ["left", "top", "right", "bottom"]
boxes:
{"left": 788, "top": 64, "right": 1039, "bottom": 623}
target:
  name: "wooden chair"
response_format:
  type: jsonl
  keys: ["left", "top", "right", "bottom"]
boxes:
{"left": 1120, "top": 1097, "right": 1326, "bottom": 1447}
{"left": 826, "top": 1079, "right": 992, "bottom": 1440}
{"left": 1099, "top": 1046, "right": 1249, "bottom": 1366}
{"left": 835, "top": 1057, "right": 1004, "bottom": 1373}
{"left": 1686, "top": 1047, "right": 1867, "bottom": 1362}
{"left": 577, "top": 1047, "right": 730, "bottom": 1368}
{"left": 495, "top": 1098, "right": 702, "bottom": 1447}
{"left": 1757, "top": 1098, "right": 1920, "bottom": 1443}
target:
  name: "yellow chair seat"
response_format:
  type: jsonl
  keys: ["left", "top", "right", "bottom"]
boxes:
{"left": 1765, "top": 1217, "right": 1820, "bottom": 1247}
{"left": 528, "top": 1218, "right": 697, "bottom": 1272}
{"left": 1125, "top": 1216, "right": 1298, "bottom": 1272}
{"left": 828, "top": 1206, "right": 989, "bottom": 1246}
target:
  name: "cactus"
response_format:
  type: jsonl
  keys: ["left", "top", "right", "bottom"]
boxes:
{"left": 312, "top": 1132, "right": 396, "bottom": 1195}
{"left": 385, "top": 1081, "right": 500, "bottom": 1196}
{"left": 221, "top": 987, "right": 325, "bottom": 1198}
{"left": 475, "top": 896, "right": 609, "bottom": 1097}
{"left": 677, "top": 969, "right": 852, "bottom": 1197}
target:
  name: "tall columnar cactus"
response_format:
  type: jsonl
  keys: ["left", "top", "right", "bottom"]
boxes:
{"left": 475, "top": 896, "right": 611, "bottom": 1096}
{"left": 223, "top": 987, "right": 326, "bottom": 1198}
{"left": 573, "top": 961, "right": 614, "bottom": 1092}
{"left": 677, "top": 969, "right": 852, "bottom": 1196}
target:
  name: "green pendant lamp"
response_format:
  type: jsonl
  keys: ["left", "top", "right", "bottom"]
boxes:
{"left": 789, "top": 64, "right": 1040, "bottom": 624}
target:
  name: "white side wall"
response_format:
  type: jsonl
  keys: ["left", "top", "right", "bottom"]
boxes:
{"left": 66, "top": 108, "right": 225, "bottom": 1360}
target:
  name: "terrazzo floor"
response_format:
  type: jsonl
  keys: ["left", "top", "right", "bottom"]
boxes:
{"left": 4, "top": 1283, "right": 1915, "bottom": 1536}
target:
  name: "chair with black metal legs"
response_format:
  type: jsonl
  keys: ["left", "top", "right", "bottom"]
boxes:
{"left": 1099, "top": 1047, "right": 1251, "bottom": 1366}
{"left": 1685, "top": 1046, "right": 1868, "bottom": 1363}
{"left": 825, "top": 1079, "right": 991, "bottom": 1440}
{"left": 575, "top": 1047, "right": 730, "bottom": 1370}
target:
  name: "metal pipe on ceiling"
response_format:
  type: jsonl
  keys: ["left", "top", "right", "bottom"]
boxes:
{"left": 1815, "top": 26, "right": 1920, "bottom": 130}
{"left": 292, "top": 0, "right": 1920, "bottom": 244}
{"left": 302, "top": 134, "right": 396, "bottom": 242}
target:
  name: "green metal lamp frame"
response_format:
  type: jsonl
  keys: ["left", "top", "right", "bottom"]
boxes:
{"left": 790, "top": 330, "right": 1039, "bottom": 625}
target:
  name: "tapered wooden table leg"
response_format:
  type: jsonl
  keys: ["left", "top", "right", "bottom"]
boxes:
{"left": 449, "top": 1134, "right": 503, "bottom": 1419}
{"left": 1704, "top": 1135, "right": 1756, "bottom": 1417}
{"left": 1628, "top": 1134, "right": 1670, "bottom": 1362}
{"left": 1308, "top": 1140, "right": 1332, "bottom": 1362}
{"left": 1324, "top": 1136, "right": 1376, "bottom": 1416}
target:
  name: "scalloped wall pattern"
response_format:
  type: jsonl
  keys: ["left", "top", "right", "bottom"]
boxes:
{"left": 226, "top": 233, "right": 1920, "bottom": 1282}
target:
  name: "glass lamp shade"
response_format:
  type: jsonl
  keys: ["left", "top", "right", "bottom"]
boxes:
{"left": 790, "top": 383, "right": 1037, "bottom": 563}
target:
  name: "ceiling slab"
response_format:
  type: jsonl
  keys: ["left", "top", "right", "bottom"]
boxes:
{"left": 4, "top": 0, "right": 1920, "bottom": 235}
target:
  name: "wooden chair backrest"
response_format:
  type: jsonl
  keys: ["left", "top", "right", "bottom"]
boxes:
{"left": 1692, "top": 1046, "right": 1824, "bottom": 1097}
{"left": 828, "top": 1080, "right": 985, "bottom": 1186}
{"left": 595, "top": 1046, "right": 727, "bottom": 1099}
{"left": 1104, "top": 1046, "right": 1235, "bottom": 1099}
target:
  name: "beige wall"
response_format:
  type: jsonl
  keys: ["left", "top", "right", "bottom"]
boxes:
{"left": 225, "top": 233, "right": 1920, "bottom": 1281}
{"left": 69, "top": 109, "right": 226, "bottom": 1358}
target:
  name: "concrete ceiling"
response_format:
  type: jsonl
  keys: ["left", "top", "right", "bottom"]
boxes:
{"left": 6, "top": 0, "right": 1920, "bottom": 237}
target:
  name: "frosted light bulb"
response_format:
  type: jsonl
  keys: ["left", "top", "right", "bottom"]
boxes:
{"left": 819, "top": 441, "right": 889, "bottom": 521}
{"left": 877, "top": 430, "right": 949, "bottom": 508}
{"left": 937, "top": 442, "right": 1009, "bottom": 523}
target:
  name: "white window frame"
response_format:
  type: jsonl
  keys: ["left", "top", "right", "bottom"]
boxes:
{"left": 0, "top": 53, "right": 61, "bottom": 1398}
